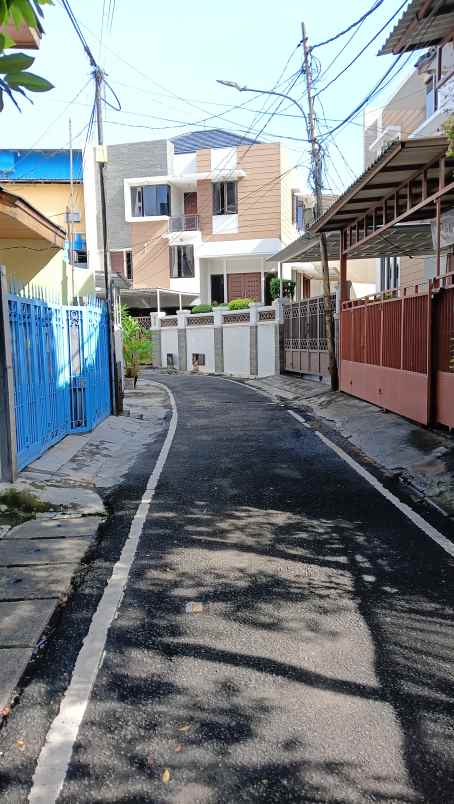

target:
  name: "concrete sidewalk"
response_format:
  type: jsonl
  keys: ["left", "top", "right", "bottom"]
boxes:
{"left": 0, "top": 380, "right": 169, "bottom": 713}
{"left": 246, "top": 374, "right": 454, "bottom": 518}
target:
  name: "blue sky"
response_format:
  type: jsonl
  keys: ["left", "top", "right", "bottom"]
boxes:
{"left": 1, "top": 0, "right": 419, "bottom": 191}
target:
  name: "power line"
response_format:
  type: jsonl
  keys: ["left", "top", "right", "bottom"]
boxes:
{"left": 314, "top": 0, "right": 409, "bottom": 98}
{"left": 308, "top": 0, "right": 384, "bottom": 50}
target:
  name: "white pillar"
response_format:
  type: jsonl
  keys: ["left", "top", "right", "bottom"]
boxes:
{"left": 179, "top": 293, "right": 182, "bottom": 311}
{"left": 223, "top": 259, "right": 228, "bottom": 303}
{"left": 260, "top": 258, "right": 265, "bottom": 305}
{"left": 157, "top": 288, "right": 161, "bottom": 314}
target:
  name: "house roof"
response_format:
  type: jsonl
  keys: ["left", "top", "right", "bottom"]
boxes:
{"left": 0, "top": 187, "right": 65, "bottom": 246}
{"left": 0, "top": 149, "right": 83, "bottom": 182}
{"left": 379, "top": 0, "right": 454, "bottom": 55}
{"left": 308, "top": 137, "right": 452, "bottom": 236}
{"left": 171, "top": 129, "right": 262, "bottom": 154}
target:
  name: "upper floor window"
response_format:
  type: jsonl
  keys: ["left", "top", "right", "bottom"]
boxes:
{"left": 213, "top": 181, "right": 237, "bottom": 215}
{"left": 170, "top": 245, "right": 195, "bottom": 278}
{"left": 130, "top": 184, "right": 171, "bottom": 218}
{"left": 292, "top": 192, "right": 304, "bottom": 231}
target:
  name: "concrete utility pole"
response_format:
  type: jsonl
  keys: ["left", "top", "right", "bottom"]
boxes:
{"left": 301, "top": 22, "right": 339, "bottom": 391}
{"left": 95, "top": 66, "right": 119, "bottom": 415}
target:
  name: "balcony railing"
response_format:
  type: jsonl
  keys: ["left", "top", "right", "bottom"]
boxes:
{"left": 169, "top": 214, "right": 199, "bottom": 233}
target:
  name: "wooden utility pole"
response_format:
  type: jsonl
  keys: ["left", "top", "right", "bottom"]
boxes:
{"left": 301, "top": 22, "right": 339, "bottom": 391}
{"left": 95, "top": 66, "right": 119, "bottom": 414}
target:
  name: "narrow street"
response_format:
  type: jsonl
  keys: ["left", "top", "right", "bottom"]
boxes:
{"left": 2, "top": 372, "right": 454, "bottom": 804}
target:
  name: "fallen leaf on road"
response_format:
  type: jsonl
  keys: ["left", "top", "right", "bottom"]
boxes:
{"left": 147, "top": 754, "right": 155, "bottom": 767}
{"left": 185, "top": 601, "right": 204, "bottom": 614}
{"left": 177, "top": 723, "right": 191, "bottom": 733}
{"left": 1, "top": 706, "right": 11, "bottom": 718}
{"left": 175, "top": 745, "right": 183, "bottom": 753}
{"left": 162, "top": 768, "right": 171, "bottom": 784}
{"left": 16, "top": 739, "right": 25, "bottom": 751}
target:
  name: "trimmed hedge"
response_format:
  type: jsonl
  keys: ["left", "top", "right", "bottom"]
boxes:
{"left": 228, "top": 298, "right": 252, "bottom": 310}
{"left": 191, "top": 304, "right": 213, "bottom": 314}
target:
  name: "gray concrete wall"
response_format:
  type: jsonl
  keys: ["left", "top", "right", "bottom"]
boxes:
{"left": 98, "top": 140, "right": 171, "bottom": 251}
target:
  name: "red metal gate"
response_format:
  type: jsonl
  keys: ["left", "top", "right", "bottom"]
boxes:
{"left": 341, "top": 287, "right": 431, "bottom": 425}
{"left": 340, "top": 274, "right": 454, "bottom": 428}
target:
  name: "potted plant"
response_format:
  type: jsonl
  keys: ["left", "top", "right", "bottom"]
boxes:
{"left": 121, "top": 307, "right": 152, "bottom": 390}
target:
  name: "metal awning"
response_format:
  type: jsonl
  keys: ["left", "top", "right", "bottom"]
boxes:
{"left": 379, "top": 0, "right": 454, "bottom": 55}
{"left": 305, "top": 138, "right": 454, "bottom": 259}
{"left": 269, "top": 224, "right": 436, "bottom": 262}
{"left": 119, "top": 287, "right": 199, "bottom": 310}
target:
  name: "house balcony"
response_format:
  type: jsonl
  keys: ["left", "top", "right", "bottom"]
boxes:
{"left": 168, "top": 214, "right": 199, "bottom": 233}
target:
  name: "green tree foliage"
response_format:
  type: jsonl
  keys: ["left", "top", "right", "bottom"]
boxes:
{"left": 0, "top": 0, "right": 53, "bottom": 110}
{"left": 269, "top": 276, "right": 296, "bottom": 300}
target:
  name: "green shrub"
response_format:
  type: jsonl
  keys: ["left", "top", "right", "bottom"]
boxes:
{"left": 270, "top": 277, "right": 296, "bottom": 300}
{"left": 191, "top": 304, "right": 213, "bottom": 314}
{"left": 228, "top": 298, "right": 253, "bottom": 310}
{"left": 121, "top": 306, "right": 152, "bottom": 378}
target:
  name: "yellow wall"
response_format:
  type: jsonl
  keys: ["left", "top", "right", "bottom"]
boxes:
{"left": 3, "top": 182, "right": 86, "bottom": 234}
{"left": 1, "top": 239, "right": 94, "bottom": 302}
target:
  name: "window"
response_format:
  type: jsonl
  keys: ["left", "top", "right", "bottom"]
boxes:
{"left": 170, "top": 245, "right": 195, "bottom": 278}
{"left": 213, "top": 181, "right": 237, "bottom": 215}
{"left": 425, "top": 77, "right": 437, "bottom": 118}
{"left": 125, "top": 250, "right": 133, "bottom": 281}
{"left": 380, "top": 257, "right": 399, "bottom": 292}
{"left": 130, "top": 184, "right": 171, "bottom": 217}
{"left": 292, "top": 192, "right": 304, "bottom": 231}
{"left": 192, "top": 353, "right": 205, "bottom": 367}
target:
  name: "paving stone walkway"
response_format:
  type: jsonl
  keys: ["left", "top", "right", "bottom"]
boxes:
{"left": 0, "top": 381, "right": 169, "bottom": 712}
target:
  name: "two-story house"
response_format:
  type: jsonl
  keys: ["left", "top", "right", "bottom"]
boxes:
{"left": 84, "top": 129, "right": 306, "bottom": 312}
{"left": 0, "top": 148, "right": 93, "bottom": 301}
{"left": 365, "top": 0, "right": 454, "bottom": 290}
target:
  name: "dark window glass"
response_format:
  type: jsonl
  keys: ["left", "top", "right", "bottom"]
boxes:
{"left": 170, "top": 245, "right": 195, "bottom": 278}
{"left": 226, "top": 181, "right": 237, "bottom": 213}
{"left": 131, "top": 185, "right": 170, "bottom": 217}
{"left": 131, "top": 186, "right": 143, "bottom": 217}
{"left": 125, "top": 250, "right": 133, "bottom": 280}
{"left": 213, "top": 181, "right": 238, "bottom": 215}
{"left": 292, "top": 192, "right": 304, "bottom": 230}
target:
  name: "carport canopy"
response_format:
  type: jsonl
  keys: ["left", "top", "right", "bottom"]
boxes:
{"left": 305, "top": 138, "right": 454, "bottom": 259}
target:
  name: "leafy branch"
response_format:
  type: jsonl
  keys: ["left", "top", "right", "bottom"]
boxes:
{"left": 0, "top": 0, "right": 53, "bottom": 110}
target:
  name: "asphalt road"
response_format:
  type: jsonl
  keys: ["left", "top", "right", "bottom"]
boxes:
{"left": 2, "top": 372, "right": 454, "bottom": 803}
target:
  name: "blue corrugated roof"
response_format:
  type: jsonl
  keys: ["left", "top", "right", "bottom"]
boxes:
{"left": 171, "top": 129, "right": 261, "bottom": 155}
{"left": 0, "top": 149, "right": 83, "bottom": 182}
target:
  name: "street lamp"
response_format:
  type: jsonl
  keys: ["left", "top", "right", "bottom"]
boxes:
{"left": 217, "top": 75, "right": 339, "bottom": 393}
{"left": 216, "top": 79, "right": 307, "bottom": 121}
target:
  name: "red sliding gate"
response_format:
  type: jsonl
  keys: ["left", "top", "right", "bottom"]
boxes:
{"left": 341, "top": 274, "right": 454, "bottom": 428}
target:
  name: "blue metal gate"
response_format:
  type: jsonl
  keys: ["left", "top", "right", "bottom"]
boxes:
{"left": 9, "top": 291, "right": 112, "bottom": 470}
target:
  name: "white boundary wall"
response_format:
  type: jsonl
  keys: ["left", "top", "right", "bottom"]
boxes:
{"left": 151, "top": 301, "right": 283, "bottom": 378}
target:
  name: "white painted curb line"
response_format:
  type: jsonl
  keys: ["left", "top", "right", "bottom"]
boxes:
{"left": 29, "top": 382, "right": 178, "bottom": 804}
{"left": 288, "top": 410, "right": 454, "bottom": 560}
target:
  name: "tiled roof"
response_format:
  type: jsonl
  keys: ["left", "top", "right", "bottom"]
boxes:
{"left": 171, "top": 129, "right": 262, "bottom": 154}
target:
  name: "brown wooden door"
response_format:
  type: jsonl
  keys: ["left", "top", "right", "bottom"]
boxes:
{"left": 184, "top": 192, "right": 197, "bottom": 215}
{"left": 227, "top": 272, "right": 261, "bottom": 302}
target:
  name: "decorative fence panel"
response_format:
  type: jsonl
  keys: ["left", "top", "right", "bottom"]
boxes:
{"left": 283, "top": 294, "right": 336, "bottom": 379}
{"left": 9, "top": 291, "right": 111, "bottom": 470}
